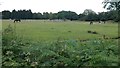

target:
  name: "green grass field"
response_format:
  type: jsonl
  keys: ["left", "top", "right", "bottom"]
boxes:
{"left": 2, "top": 20, "right": 119, "bottom": 66}
{"left": 2, "top": 20, "right": 118, "bottom": 41}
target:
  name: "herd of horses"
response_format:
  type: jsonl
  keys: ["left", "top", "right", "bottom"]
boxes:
{"left": 13, "top": 19, "right": 106, "bottom": 25}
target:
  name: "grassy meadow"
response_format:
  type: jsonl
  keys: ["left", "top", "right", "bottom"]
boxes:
{"left": 2, "top": 20, "right": 119, "bottom": 67}
{"left": 2, "top": 20, "right": 118, "bottom": 41}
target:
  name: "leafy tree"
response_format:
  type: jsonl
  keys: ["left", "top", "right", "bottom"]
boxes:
{"left": 49, "top": 12, "right": 54, "bottom": 20}
{"left": 19, "top": 9, "right": 33, "bottom": 19}
{"left": 57, "top": 11, "right": 78, "bottom": 21}
{"left": 83, "top": 9, "right": 96, "bottom": 15}
{"left": 0, "top": 12, "right": 2, "bottom": 19}
{"left": 33, "top": 13, "right": 43, "bottom": 19}
{"left": 1, "top": 9, "right": 118, "bottom": 22}
{"left": 10, "top": 9, "right": 33, "bottom": 19}
{"left": 103, "top": 0, "right": 120, "bottom": 22}
{"left": 86, "top": 13, "right": 99, "bottom": 21}
{"left": 43, "top": 12, "right": 49, "bottom": 19}
{"left": 57, "top": 11, "right": 66, "bottom": 20}
{"left": 52, "top": 13, "right": 58, "bottom": 19}
{"left": 78, "top": 14, "right": 86, "bottom": 21}
{"left": 2, "top": 10, "right": 11, "bottom": 19}
{"left": 26, "top": 9, "right": 33, "bottom": 19}
{"left": 106, "top": 10, "right": 117, "bottom": 20}
{"left": 98, "top": 12, "right": 108, "bottom": 21}
{"left": 82, "top": 9, "right": 99, "bottom": 21}
{"left": 103, "top": 0, "right": 120, "bottom": 10}
{"left": 11, "top": 9, "right": 18, "bottom": 19}
{"left": 67, "top": 11, "right": 78, "bottom": 21}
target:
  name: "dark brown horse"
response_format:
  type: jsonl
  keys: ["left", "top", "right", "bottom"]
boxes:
{"left": 90, "top": 21, "right": 93, "bottom": 25}
{"left": 14, "top": 19, "right": 21, "bottom": 23}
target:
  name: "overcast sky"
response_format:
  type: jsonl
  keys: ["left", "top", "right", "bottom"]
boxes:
{"left": 0, "top": 0, "right": 107, "bottom": 14}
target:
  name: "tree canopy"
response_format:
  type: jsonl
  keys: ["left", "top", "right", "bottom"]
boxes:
{"left": 103, "top": 0, "right": 120, "bottom": 22}
{"left": 1, "top": 9, "right": 118, "bottom": 22}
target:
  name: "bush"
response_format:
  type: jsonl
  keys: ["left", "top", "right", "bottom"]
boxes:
{"left": 2, "top": 24, "right": 25, "bottom": 66}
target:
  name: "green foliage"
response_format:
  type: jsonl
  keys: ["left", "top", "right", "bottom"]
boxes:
{"left": 103, "top": 0, "right": 120, "bottom": 22}
{"left": 2, "top": 25, "right": 25, "bottom": 66}
{"left": 57, "top": 11, "right": 79, "bottom": 20}
{"left": 1, "top": 9, "right": 119, "bottom": 22}
{"left": 2, "top": 10, "right": 11, "bottom": 19}
{"left": 22, "top": 39, "right": 118, "bottom": 67}
{"left": 2, "top": 23, "right": 119, "bottom": 67}
{"left": 10, "top": 9, "right": 33, "bottom": 19}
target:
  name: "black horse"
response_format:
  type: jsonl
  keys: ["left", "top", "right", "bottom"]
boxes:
{"left": 14, "top": 19, "right": 21, "bottom": 23}
{"left": 90, "top": 21, "right": 93, "bottom": 25}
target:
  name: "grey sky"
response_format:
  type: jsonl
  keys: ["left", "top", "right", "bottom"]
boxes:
{"left": 0, "top": 0, "right": 107, "bottom": 14}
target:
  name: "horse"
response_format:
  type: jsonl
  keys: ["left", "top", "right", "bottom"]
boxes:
{"left": 90, "top": 21, "right": 93, "bottom": 25}
{"left": 14, "top": 19, "right": 21, "bottom": 23}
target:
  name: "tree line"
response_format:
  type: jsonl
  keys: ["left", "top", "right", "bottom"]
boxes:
{"left": 1, "top": 9, "right": 119, "bottom": 22}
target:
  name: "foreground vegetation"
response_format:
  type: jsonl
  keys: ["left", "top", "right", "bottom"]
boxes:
{"left": 2, "top": 20, "right": 119, "bottom": 67}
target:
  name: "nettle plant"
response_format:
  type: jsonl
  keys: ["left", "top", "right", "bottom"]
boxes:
{"left": 2, "top": 24, "right": 25, "bottom": 66}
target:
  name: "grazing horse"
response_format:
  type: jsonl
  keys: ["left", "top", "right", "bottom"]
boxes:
{"left": 90, "top": 21, "right": 93, "bottom": 25}
{"left": 14, "top": 19, "right": 21, "bottom": 23}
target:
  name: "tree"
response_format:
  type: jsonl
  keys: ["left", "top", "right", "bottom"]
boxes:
{"left": 2, "top": 10, "right": 11, "bottom": 19}
{"left": 106, "top": 10, "right": 116, "bottom": 20}
{"left": 67, "top": 11, "right": 78, "bottom": 21}
{"left": 0, "top": 12, "right": 2, "bottom": 19}
{"left": 83, "top": 9, "right": 96, "bottom": 15}
{"left": 87, "top": 13, "right": 99, "bottom": 21}
{"left": 103, "top": 0, "right": 120, "bottom": 22}
{"left": 82, "top": 9, "right": 98, "bottom": 21}
{"left": 103, "top": 0, "right": 120, "bottom": 10}
{"left": 57, "top": 11, "right": 78, "bottom": 21}
{"left": 26, "top": 9, "right": 33, "bottom": 19}
{"left": 57, "top": 11, "right": 66, "bottom": 20}
{"left": 11, "top": 9, "right": 33, "bottom": 19}
{"left": 49, "top": 12, "right": 54, "bottom": 20}
{"left": 98, "top": 12, "right": 108, "bottom": 21}
{"left": 11, "top": 9, "right": 17, "bottom": 19}
{"left": 78, "top": 14, "right": 86, "bottom": 21}
{"left": 33, "top": 13, "right": 43, "bottom": 19}
{"left": 43, "top": 12, "right": 49, "bottom": 19}
{"left": 52, "top": 13, "right": 58, "bottom": 19}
